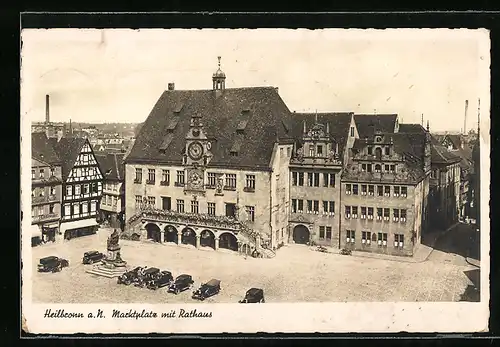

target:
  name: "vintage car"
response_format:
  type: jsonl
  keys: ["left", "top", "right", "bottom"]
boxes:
{"left": 239, "top": 288, "right": 265, "bottom": 303}
{"left": 37, "top": 256, "right": 70, "bottom": 273}
{"left": 146, "top": 270, "right": 174, "bottom": 290}
{"left": 167, "top": 274, "right": 194, "bottom": 294}
{"left": 117, "top": 266, "right": 143, "bottom": 285}
{"left": 134, "top": 267, "right": 161, "bottom": 288}
{"left": 192, "top": 279, "right": 221, "bottom": 301}
{"left": 82, "top": 250, "right": 106, "bottom": 265}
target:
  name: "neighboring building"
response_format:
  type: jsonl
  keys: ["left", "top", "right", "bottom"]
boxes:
{"left": 31, "top": 133, "right": 63, "bottom": 245}
{"left": 428, "top": 136, "right": 462, "bottom": 230}
{"left": 31, "top": 95, "right": 67, "bottom": 141}
{"left": 96, "top": 153, "right": 125, "bottom": 229}
{"left": 53, "top": 137, "right": 104, "bottom": 240}
{"left": 288, "top": 112, "right": 355, "bottom": 247}
{"left": 340, "top": 120, "right": 431, "bottom": 257}
{"left": 124, "top": 58, "right": 294, "bottom": 257}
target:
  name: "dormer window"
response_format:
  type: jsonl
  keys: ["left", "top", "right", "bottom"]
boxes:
{"left": 317, "top": 145, "right": 323, "bottom": 156}
{"left": 367, "top": 146, "right": 373, "bottom": 155}
{"left": 309, "top": 145, "right": 315, "bottom": 157}
{"left": 385, "top": 147, "right": 390, "bottom": 155}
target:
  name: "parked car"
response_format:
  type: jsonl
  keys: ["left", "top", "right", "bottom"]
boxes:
{"left": 192, "top": 279, "right": 221, "bottom": 301}
{"left": 168, "top": 274, "right": 194, "bottom": 294}
{"left": 37, "top": 256, "right": 70, "bottom": 273}
{"left": 146, "top": 270, "right": 174, "bottom": 290}
{"left": 82, "top": 250, "right": 106, "bottom": 265}
{"left": 239, "top": 288, "right": 265, "bottom": 303}
{"left": 134, "top": 267, "right": 160, "bottom": 288}
{"left": 117, "top": 266, "right": 143, "bottom": 285}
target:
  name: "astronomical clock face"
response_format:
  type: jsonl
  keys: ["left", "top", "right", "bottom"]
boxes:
{"left": 188, "top": 141, "right": 204, "bottom": 160}
{"left": 188, "top": 170, "right": 204, "bottom": 190}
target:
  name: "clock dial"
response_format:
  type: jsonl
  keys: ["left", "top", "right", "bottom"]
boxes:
{"left": 188, "top": 142, "right": 204, "bottom": 160}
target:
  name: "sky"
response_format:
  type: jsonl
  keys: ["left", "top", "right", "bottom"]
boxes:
{"left": 21, "top": 29, "right": 490, "bottom": 132}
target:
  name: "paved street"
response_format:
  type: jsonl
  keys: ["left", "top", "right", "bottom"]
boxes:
{"left": 31, "top": 228, "right": 478, "bottom": 303}
{"left": 427, "top": 222, "right": 480, "bottom": 265}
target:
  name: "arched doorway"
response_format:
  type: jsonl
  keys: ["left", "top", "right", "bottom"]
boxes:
{"left": 200, "top": 229, "right": 216, "bottom": 249}
{"left": 181, "top": 228, "right": 196, "bottom": 247}
{"left": 293, "top": 225, "right": 310, "bottom": 244}
{"left": 145, "top": 223, "right": 161, "bottom": 243}
{"left": 164, "top": 225, "right": 178, "bottom": 244}
{"left": 219, "top": 232, "right": 238, "bottom": 251}
{"left": 241, "top": 243, "right": 250, "bottom": 255}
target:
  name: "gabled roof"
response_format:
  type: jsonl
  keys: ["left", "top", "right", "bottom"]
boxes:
{"left": 290, "top": 112, "right": 353, "bottom": 161}
{"left": 354, "top": 114, "right": 398, "bottom": 138}
{"left": 52, "top": 137, "right": 87, "bottom": 180}
{"left": 398, "top": 123, "right": 426, "bottom": 134}
{"left": 95, "top": 153, "right": 125, "bottom": 181}
{"left": 31, "top": 132, "right": 61, "bottom": 165}
{"left": 430, "top": 136, "right": 462, "bottom": 165}
{"left": 126, "top": 87, "right": 294, "bottom": 170}
{"left": 444, "top": 134, "right": 463, "bottom": 149}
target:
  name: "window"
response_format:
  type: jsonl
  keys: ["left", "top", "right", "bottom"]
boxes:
{"left": 64, "top": 204, "right": 71, "bottom": 217}
{"left": 31, "top": 169, "right": 35, "bottom": 179}
{"left": 329, "top": 173, "right": 336, "bottom": 187}
{"left": 384, "top": 164, "right": 390, "bottom": 172}
{"left": 390, "top": 165, "right": 396, "bottom": 173}
{"left": 384, "top": 147, "right": 390, "bottom": 155}
{"left": 90, "top": 201, "right": 96, "bottom": 213}
{"left": 38, "top": 188, "right": 45, "bottom": 197}
{"left": 328, "top": 201, "right": 335, "bottom": 215}
{"left": 393, "top": 209, "right": 400, "bottom": 222}
{"left": 383, "top": 208, "right": 390, "bottom": 221}
{"left": 49, "top": 204, "right": 55, "bottom": 214}
{"left": 362, "top": 231, "right": 372, "bottom": 245}
{"left": 287, "top": 148, "right": 291, "bottom": 157}
{"left": 362, "top": 164, "right": 367, "bottom": 172}
{"left": 377, "top": 208, "right": 383, "bottom": 221}
{"left": 246, "top": 175, "right": 256, "bottom": 190}
{"left": 367, "top": 207, "right": 374, "bottom": 220}
{"left": 135, "top": 195, "right": 142, "bottom": 208}
{"left": 345, "top": 184, "right": 352, "bottom": 195}
{"left": 307, "top": 200, "right": 313, "bottom": 213}
{"left": 225, "top": 174, "right": 236, "bottom": 189}
{"left": 307, "top": 173, "right": 313, "bottom": 187}
{"left": 431, "top": 170, "right": 438, "bottom": 179}
{"left": 401, "top": 209, "right": 407, "bottom": 223}
{"left": 309, "top": 145, "right": 315, "bottom": 157}
{"left": 313, "top": 200, "right": 319, "bottom": 213}
{"left": 326, "top": 226, "right": 332, "bottom": 240}
{"left": 208, "top": 202, "right": 216, "bottom": 215}
{"left": 280, "top": 148, "right": 283, "bottom": 157}
{"left": 360, "top": 207, "right": 367, "bottom": 219}
{"left": 31, "top": 188, "right": 35, "bottom": 197}
{"left": 82, "top": 202, "right": 89, "bottom": 213}
{"left": 292, "top": 199, "right": 297, "bottom": 213}
{"left": 368, "top": 185, "right": 374, "bottom": 196}
{"left": 319, "top": 226, "right": 325, "bottom": 239}
{"left": 367, "top": 146, "right": 373, "bottom": 155}
{"left": 134, "top": 168, "right": 142, "bottom": 183}
{"left": 394, "top": 186, "right": 400, "bottom": 197}
{"left": 246, "top": 206, "right": 255, "bottom": 222}
{"left": 352, "top": 206, "right": 358, "bottom": 219}
{"left": 375, "top": 164, "right": 381, "bottom": 173}
{"left": 37, "top": 206, "right": 43, "bottom": 216}
{"left": 191, "top": 200, "right": 199, "bottom": 214}
{"left": 323, "top": 201, "right": 328, "bottom": 214}
{"left": 176, "top": 170, "right": 185, "bottom": 186}
{"left": 161, "top": 197, "right": 171, "bottom": 210}
{"left": 345, "top": 206, "right": 351, "bottom": 219}
{"left": 350, "top": 126, "right": 355, "bottom": 137}
{"left": 292, "top": 172, "right": 298, "bottom": 186}
{"left": 297, "top": 199, "right": 304, "bottom": 213}
{"left": 377, "top": 185, "right": 383, "bottom": 196}
{"left": 375, "top": 147, "right": 382, "bottom": 159}
{"left": 353, "top": 184, "right": 359, "bottom": 195}
{"left": 147, "top": 196, "right": 156, "bottom": 207}
{"left": 346, "top": 230, "right": 355, "bottom": 243}
{"left": 401, "top": 186, "right": 408, "bottom": 198}
{"left": 313, "top": 173, "right": 320, "bottom": 187}
{"left": 384, "top": 186, "right": 390, "bottom": 197}
{"left": 323, "top": 173, "right": 329, "bottom": 187}
{"left": 377, "top": 232, "right": 388, "bottom": 246}
{"left": 73, "top": 203, "right": 80, "bottom": 216}
{"left": 75, "top": 185, "right": 81, "bottom": 196}
{"left": 161, "top": 170, "right": 170, "bottom": 185}
{"left": 298, "top": 172, "right": 304, "bottom": 186}
{"left": 83, "top": 184, "right": 89, "bottom": 194}
{"left": 206, "top": 172, "right": 216, "bottom": 187}
{"left": 39, "top": 169, "right": 44, "bottom": 179}
{"left": 367, "top": 164, "right": 372, "bottom": 173}
{"left": 394, "top": 234, "right": 404, "bottom": 248}
{"left": 176, "top": 199, "right": 185, "bottom": 213}
{"left": 317, "top": 145, "right": 323, "bottom": 156}
{"left": 361, "top": 185, "right": 367, "bottom": 196}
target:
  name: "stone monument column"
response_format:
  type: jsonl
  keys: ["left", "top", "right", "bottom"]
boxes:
{"left": 195, "top": 235, "right": 200, "bottom": 249}
{"left": 215, "top": 237, "right": 219, "bottom": 250}
{"left": 177, "top": 231, "right": 182, "bottom": 245}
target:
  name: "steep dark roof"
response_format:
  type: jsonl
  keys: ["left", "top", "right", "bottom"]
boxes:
{"left": 398, "top": 123, "right": 426, "bottom": 134}
{"left": 444, "top": 134, "right": 463, "bottom": 149}
{"left": 126, "top": 87, "right": 294, "bottom": 170}
{"left": 431, "top": 143, "right": 462, "bottom": 165}
{"left": 354, "top": 114, "right": 398, "bottom": 138}
{"left": 95, "top": 153, "right": 125, "bottom": 181}
{"left": 52, "top": 137, "right": 87, "bottom": 180}
{"left": 31, "top": 132, "right": 61, "bottom": 165}
{"left": 290, "top": 112, "right": 353, "bottom": 160}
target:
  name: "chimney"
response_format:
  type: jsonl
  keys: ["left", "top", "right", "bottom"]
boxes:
{"left": 464, "top": 100, "right": 469, "bottom": 135}
{"left": 45, "top": 94, "right": 50, "bottom": 124}
{"left": 168, "top": 83, "right": 175, "bottom": 91}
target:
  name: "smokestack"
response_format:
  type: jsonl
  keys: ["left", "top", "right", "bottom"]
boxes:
{"left": 421, "top": 113, "right": 424, "bottom": 126}
{"left": 45, "top": 94, "right": 50, "bottom": 124}
{"left": 464, "top": 100, "right": 469, "bottom": 134}
{"left": 168, "top": 83, "right": 175, "bottom": 91}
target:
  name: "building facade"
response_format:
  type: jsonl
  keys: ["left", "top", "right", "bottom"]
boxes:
{"left": 31, "top": 133, "right": 63, "bottom": 245}
{"left": 96, "top": 153, "right": 125, "bottom": 229}
{"left": 53, "top": 138, "right": 104, "bottom": 240}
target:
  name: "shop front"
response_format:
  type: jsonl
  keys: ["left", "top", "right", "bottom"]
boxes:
{"left": 31, "top": 224, "right": 42, "bottom": 247}
{"left": 60, "top": 218, "right": 99, "bottom": 240}
{"left": 41, "top": 222, "right": 59, "bottom": 243}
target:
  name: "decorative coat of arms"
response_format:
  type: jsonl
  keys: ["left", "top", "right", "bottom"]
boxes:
{"left": 187, "top": 168, "right": 204, "bottom": 191}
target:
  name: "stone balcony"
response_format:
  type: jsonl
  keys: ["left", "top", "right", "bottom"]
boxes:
{"left": 32, "top": 195, "right": 60, "bottom": 205}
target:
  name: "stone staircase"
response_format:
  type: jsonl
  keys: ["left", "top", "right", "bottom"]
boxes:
{"left": 86, "top": 263, "right": 129, "bottom": 278}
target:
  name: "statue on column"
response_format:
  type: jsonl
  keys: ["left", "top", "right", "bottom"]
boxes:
{"left": 103, "top": 228, "right": 127, "bottom": 268}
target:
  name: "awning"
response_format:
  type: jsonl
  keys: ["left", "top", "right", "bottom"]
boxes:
{"left": 60, "top": 218, "right": 98, "bottom": 234}
{"left": 30, "top": 224, "right": 42, "bottom": 238}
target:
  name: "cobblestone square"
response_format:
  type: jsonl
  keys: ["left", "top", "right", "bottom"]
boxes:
{"left": 31, "top": 229, "right": 477, "bottom": 303}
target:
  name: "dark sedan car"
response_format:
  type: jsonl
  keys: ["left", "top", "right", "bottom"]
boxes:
{"left": 168, "top": 274, "right": 194, "bottom": 294}
{"left": 37, "top": 256, "right": 70, "bottom": 273}
{"left": 239, "top": 288, "right": 265, "bottom": 303}
{"left": 192, "top": 279, "right": 221, "bottom": 301}
{"left": 117, "top": 266, "right": 143, "bottom": 285}
{"left": 146, "top": 270, "right": 174, "bottom": 290}
{"left": 82, "top": 250, "right": 106, "bottom": 265}
{"left": 134, "top": 267, "right": 160, "bottom": 288}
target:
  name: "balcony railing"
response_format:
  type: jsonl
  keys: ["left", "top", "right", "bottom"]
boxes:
{"left": 32, "top": 213, "right": 59, "bottom": 223}
{"left": 32, "top": 195, "right": 60, "bottom": 204}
